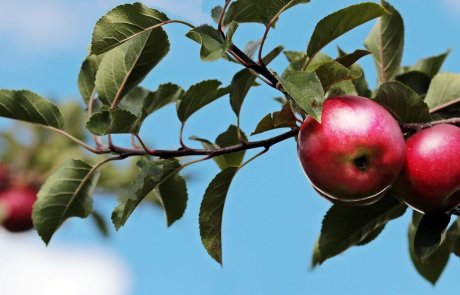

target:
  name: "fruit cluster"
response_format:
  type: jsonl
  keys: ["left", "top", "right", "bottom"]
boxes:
{"left": 297, "top": 95, "right": 460, "bottom": 215}
{"left": 0, "top": 165, "right": 37, "bottom": 232}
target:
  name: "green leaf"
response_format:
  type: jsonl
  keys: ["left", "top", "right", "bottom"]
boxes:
{"left": 230, "top": 46, "right": 283, "bottom": 116}
{"left": 409, "top": 212, "right": 451, "bottom": 285}
{"left": 91, "top": 3, "right": 169, "bottom": 55}
{"left": 356, "top": 225, "right": 385, "bottom": 246}
{"left": 409, "top": 50, "right": 450, "bottom": 78}
{"left": 335, "top": 49, "right": 371, "bottom": 68}
{"left": 86, "top": 108, "right": 138, "bottom": 135}
{"left": 91, "top": 210, "right": 110, "bottom": 237}
{"left": 200, "top": 167, "right": 239, "bottom": 265}
{"left": 211, "top": 6, "right": 223, "bottom": 24}
{"left": 425, "top": 73, "right": 460, "bottom": 111}
{"left": 112, "top": 158, "right": 187, "bottom": 229}
{"left": 312, "top": 196, "right": 406, "bottom": 266}
{"left": 413, "top": 212, "right": 451, "bottom": 261}
{"left": 95, "top": 27, "right": 170, "bottom": 106}
{"left": 186, "top": 24, "right": 237, "bottom": 62}
{"left": 278, "top": 71, "right": 324, "bottom": 121}
{"left": 32, "top": 159, "right": 100, "bottom": 244}
{"left": 307, "top": 3, "right": 388, "bottom": 59}
{"left": 252, "top": 103, "right": 298, "bottom": 135}
{"left": 223, "top": 0, "right": 310, "bottom": 26}
{"left": 119, "top": 84, "right": 184, "bottom": 130}
{"left": 215, "top": 125, "right": 247, "bottom": 169}
{"left": 336, "top": 48, "right": 371, "bottom": 97}
{"left": 177, "top": 80, "right": 230, "bottom": 123}
{"left": 315, "top": 61, "right": 362, "bottom": 92}
{"left": 0, "top": 90, "right": 64, "bottom": 129}
{"left": 78, "top": 55, "right": 103, "bottom": 105}
{"left": 364, "top": 0, "right": 404, "bottom": 84}
{"left": 191, "top": 125, "right": 248, "bottom": 170}
{"left": 157, "top": 173, "right": 188, "bottom": 227}
{"left": 395, "top": 71, "right": 431, "bottom": 95}
{"left": 374, "top": 81, "right": 430, "bottom": 123}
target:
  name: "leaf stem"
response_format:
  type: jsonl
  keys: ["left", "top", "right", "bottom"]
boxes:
{"left": 218, "top": 0, "right": 232, "bottom": 34}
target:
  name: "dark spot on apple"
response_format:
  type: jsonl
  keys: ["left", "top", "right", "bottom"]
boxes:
{"left": 354, "top": 155, "right": 369, "bottom": 172}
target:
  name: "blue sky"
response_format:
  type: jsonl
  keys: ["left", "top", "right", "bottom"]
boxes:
{"left": 1, "top": 1, "right": 460, "bottom": 294}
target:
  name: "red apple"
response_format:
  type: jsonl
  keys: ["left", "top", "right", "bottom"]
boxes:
{"left": 394, "top": 124, "right": 460, "bottom": 214}
{"left": 0, "top": 186, "right": 37, "bottom": 232}
{"left": 297, "top": 95, "right": 406, "bottom": 204}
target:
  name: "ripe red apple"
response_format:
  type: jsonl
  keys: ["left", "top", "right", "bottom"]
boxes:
{"left": 394, "top": 124, "right": 460, "bottom": 214}
{"left": 0, "top": 186, "right": 37, "bottom": 232}
{"left": 297, "top": 95, "right": 406, "bottom": 204}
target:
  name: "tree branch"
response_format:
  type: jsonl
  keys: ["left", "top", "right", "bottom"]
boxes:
{"left": 401, "top": 117, "right": 460, "bottom": 131}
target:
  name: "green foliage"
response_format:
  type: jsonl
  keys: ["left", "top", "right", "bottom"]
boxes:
{"left": 230, "top": 46, "right": 284, "bottom": 117}
{"left": 315, "top": 61, "right": 362, "bottom": 92}
{"left": 312, "top": 196, "right": 406, "bottom": 266}
{"left": 200, "top": 167, "right": 239, "bottom": 265}
{"left": 95, "top": 28, "right": 170, "bottom": 106}
{"left": 112, "top": 158, "right": 187, "bottom": 229}
{"left": 374, "top": 81, "right": 430, "bottom": 123}
{"left": 252, "top": 103, "right": 298, "bottom": 135}
{"left": 78, "top": 55, "right": 103, "bottom": 105}
{"left": 0, "top": 90, "right": 64, "bottom": 129}
{"left": 187, "top": 23, "right": 238, "bottom": 62}
{"left": 32, "top": 159, "right": 100, "bottom": 244}
{"left": 307, "top": 3, "right": 388, "bottom": 60}
{"left": 86, "top": 108, "right": 138, "bottom": 135}
{"left": 425, "top": 73, "right": 460, "bottom": 111}
{"left": 223, "top": 0, "right": 310, "bottom": 26}
{"left": 364, "top": 0, "right": 404, "bottom": 84}
{"left": 91, "top": 2, "right": 169, "bottom": 55}
{"left": 278, "top": 71, "right": 324, "bottom": 121}
{"left": 177, "top": 80, "right": 230, "bottom": 123}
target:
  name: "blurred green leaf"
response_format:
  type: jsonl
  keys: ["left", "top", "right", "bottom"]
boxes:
{"left": 33, "top": 159, "right": 100, "bottom": 244}
{"left": 78, "top": 55, "right": 103, "bottom": 105}
{"left": 0, "top": 90, "right": 64, "bottom": 129}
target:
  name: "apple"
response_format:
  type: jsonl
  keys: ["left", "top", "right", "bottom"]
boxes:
{"left": 0, "top": 186, "right": 37, "bottom": 232}
{"left": 0, "top": 164, "right": 10, "bottom": 191}
{"left": 394, "top": 124, "right": 460, "bottom": 214}
{"left": 297, "top": 95, "right": 406, "bottom": 204}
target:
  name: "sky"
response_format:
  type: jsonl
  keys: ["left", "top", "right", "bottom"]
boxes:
{"left": 1, "top": 1, "right": 460, "bottom": 294}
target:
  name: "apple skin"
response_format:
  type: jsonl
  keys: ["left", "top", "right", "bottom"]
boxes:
{"left": 394, "top": 124, "right": 460, "bottom": 214}
{"left": 0, "top": 186, "right": 37, "bottom": 232}
{"left": 297, "top": 95, "right": 406, "bottom": 203}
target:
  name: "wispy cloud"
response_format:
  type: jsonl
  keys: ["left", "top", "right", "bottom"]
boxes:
{"left": 0, "top": 0, "right": 95, "bottom": 51}
{"left": 444, "top": 0, "right": 460, "bottom": 15}
{"left": 0, "top": 230, "right": 132, "bottom": 295}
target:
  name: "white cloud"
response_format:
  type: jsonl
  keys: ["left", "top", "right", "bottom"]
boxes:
{"left": 97, "top": 0, "right": 211, "bottom": 24}
{"left": 444, "top": 0, "right": 460, "bottom": 15}
{"left": 0, "top": 230, "right": 132, "bottom": 295}
{"left": 0, "top": 0, "right": 94, "bottom": 50}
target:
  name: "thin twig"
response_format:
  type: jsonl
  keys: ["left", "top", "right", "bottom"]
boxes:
{"left": 401, "top": 117, "right": 460, "bottom": 131}
{"left": 258, "top": 0, "right": 294, "bottom": 66}
{"left": 218, "top": 0, "right": 232, "bottom": 34}
{"left": 46, "top": 126, "right": 109, "bottom": 154}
